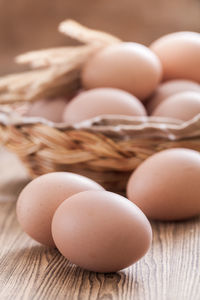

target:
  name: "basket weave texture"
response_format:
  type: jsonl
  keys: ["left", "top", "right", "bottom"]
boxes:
{"left": 0, "top": 20, "right": 200, "bottom": 192}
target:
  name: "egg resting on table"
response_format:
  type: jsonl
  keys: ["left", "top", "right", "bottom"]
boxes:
{"left": 17, "top": 172, "right": 104, "bottom": 246}
{"left": 127, "top": 148, "right": 200, "bottom": 221}
{"left": 52, "top": 190, "right": 152, "bottom": 273}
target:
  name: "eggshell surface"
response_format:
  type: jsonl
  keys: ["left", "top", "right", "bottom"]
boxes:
{"left": 26, "top": 97, "right": 69, "bottom": 122}
{"left": 82, "top": 43, "right": 162, "bottom": 100}
{"left": 152, "top": 91, "right": 200, "bottom": 121}
{"left": 146, "top": 80, "right": 200, "bottom": 114}
{"left": 63, "top": 88, "right": 147, "bottom": 125}
{"left": 52, "top": 190, "right": 152, "bottom": 273}
{"left": 17, "top": 172, "right": 104, "bottom": 246}
{"left": 150, "top": 32, "right": 200, "bottom": 82}
{"left": 127, "top": 148, "right": 200, "bottom": 221}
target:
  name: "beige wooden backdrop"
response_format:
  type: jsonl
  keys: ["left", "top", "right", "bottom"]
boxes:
{"left": 0, "top": 0, "right": 200, "bottom": 75}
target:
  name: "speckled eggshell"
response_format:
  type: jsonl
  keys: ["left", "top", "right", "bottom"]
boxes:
{"left": 127, "top": 148, "right": 200, "bottom": 221}
{"left": 63, "top": 88, "right": 147, "bottom": 125}
{"left": 17, "top": 172, "right": 104, "bottom": 246}
{"left": 82, "top": 42, "right": 162, "bottom": 101}
{"left": 150, "top": 32, "right": 200, "bottom": 82}
{"left": 52, "top": 190, "right": 152, "bottom": 273}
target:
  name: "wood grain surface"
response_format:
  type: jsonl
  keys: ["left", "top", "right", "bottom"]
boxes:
{"left": 0, "top": 149, "right": 199, "bottom": 300}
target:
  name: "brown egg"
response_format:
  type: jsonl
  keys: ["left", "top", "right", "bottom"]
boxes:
{"left": 17, "top": 172, "right": 104, "bottom": 246}
{"left": 127, "top": 148, "right": 200, "bottom": 221}
{"left": 146, "top": 80, "right": 200, "bottom": 114}
{"left": 82, "top": 42, "right": 162, "bottom": 101}
{"left": 150, "top": 32, "right": 200, "bottom": 82}
{"left": 152, "top": 91, "right": 200, "bottom": 121}
{"left": 52, "top": 190, "right": 152, "bottom": 273}
{"left": 25, "top": 97, "right": 69, "bottom": 123}
{"left": 63, "top": 88, "right": 147, "bottom": 125}
{"left": 15, "top": 103, "right": 30, "bottom": 116}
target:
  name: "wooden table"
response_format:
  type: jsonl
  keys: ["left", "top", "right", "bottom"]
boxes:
{"left": 0, "top": 149, "right": 200, "bottom": 300}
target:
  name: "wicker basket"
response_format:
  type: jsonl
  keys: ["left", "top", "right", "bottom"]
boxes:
{"left": 0, "top": 20, "right": 200, "bottom": 193}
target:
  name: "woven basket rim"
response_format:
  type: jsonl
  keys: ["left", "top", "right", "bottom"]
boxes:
{"left": 0, "top": 110, "right": 199, "bottom": 141}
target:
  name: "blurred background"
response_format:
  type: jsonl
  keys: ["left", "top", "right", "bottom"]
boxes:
{"left": 0, "top": 0, "right": 199, "bottom": 201}
{"left": 0, "top": 0, "right": 200, "bottom": 76}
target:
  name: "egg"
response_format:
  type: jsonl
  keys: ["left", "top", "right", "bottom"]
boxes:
{"left": 152, "top": 91, "right": 200, "bottom": 121}
{"left": 146, "top": 80, "right": 200, "bottom": 114}
{"left": 82, "top": 42, "right": 162, "bottom": 101}
{"left": 63, "top": 88, "right": 147, "bottom": 125}
{"left": 17, "top": 172, "right": 104, "bottom": 246}
{"left": 52, "top": 190, "right": 152, "bottom": 273}
{"left": 150, "top": 32, "right": 200, "bottom": 82}
{"left": 15, "top": 103, "right": 30, "bottom": 116}
{"left": 25, "top": 97, "right": 69, "bottom": 123}
{"left": 127, "top": 148, "right": 200, "bottom": 221}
